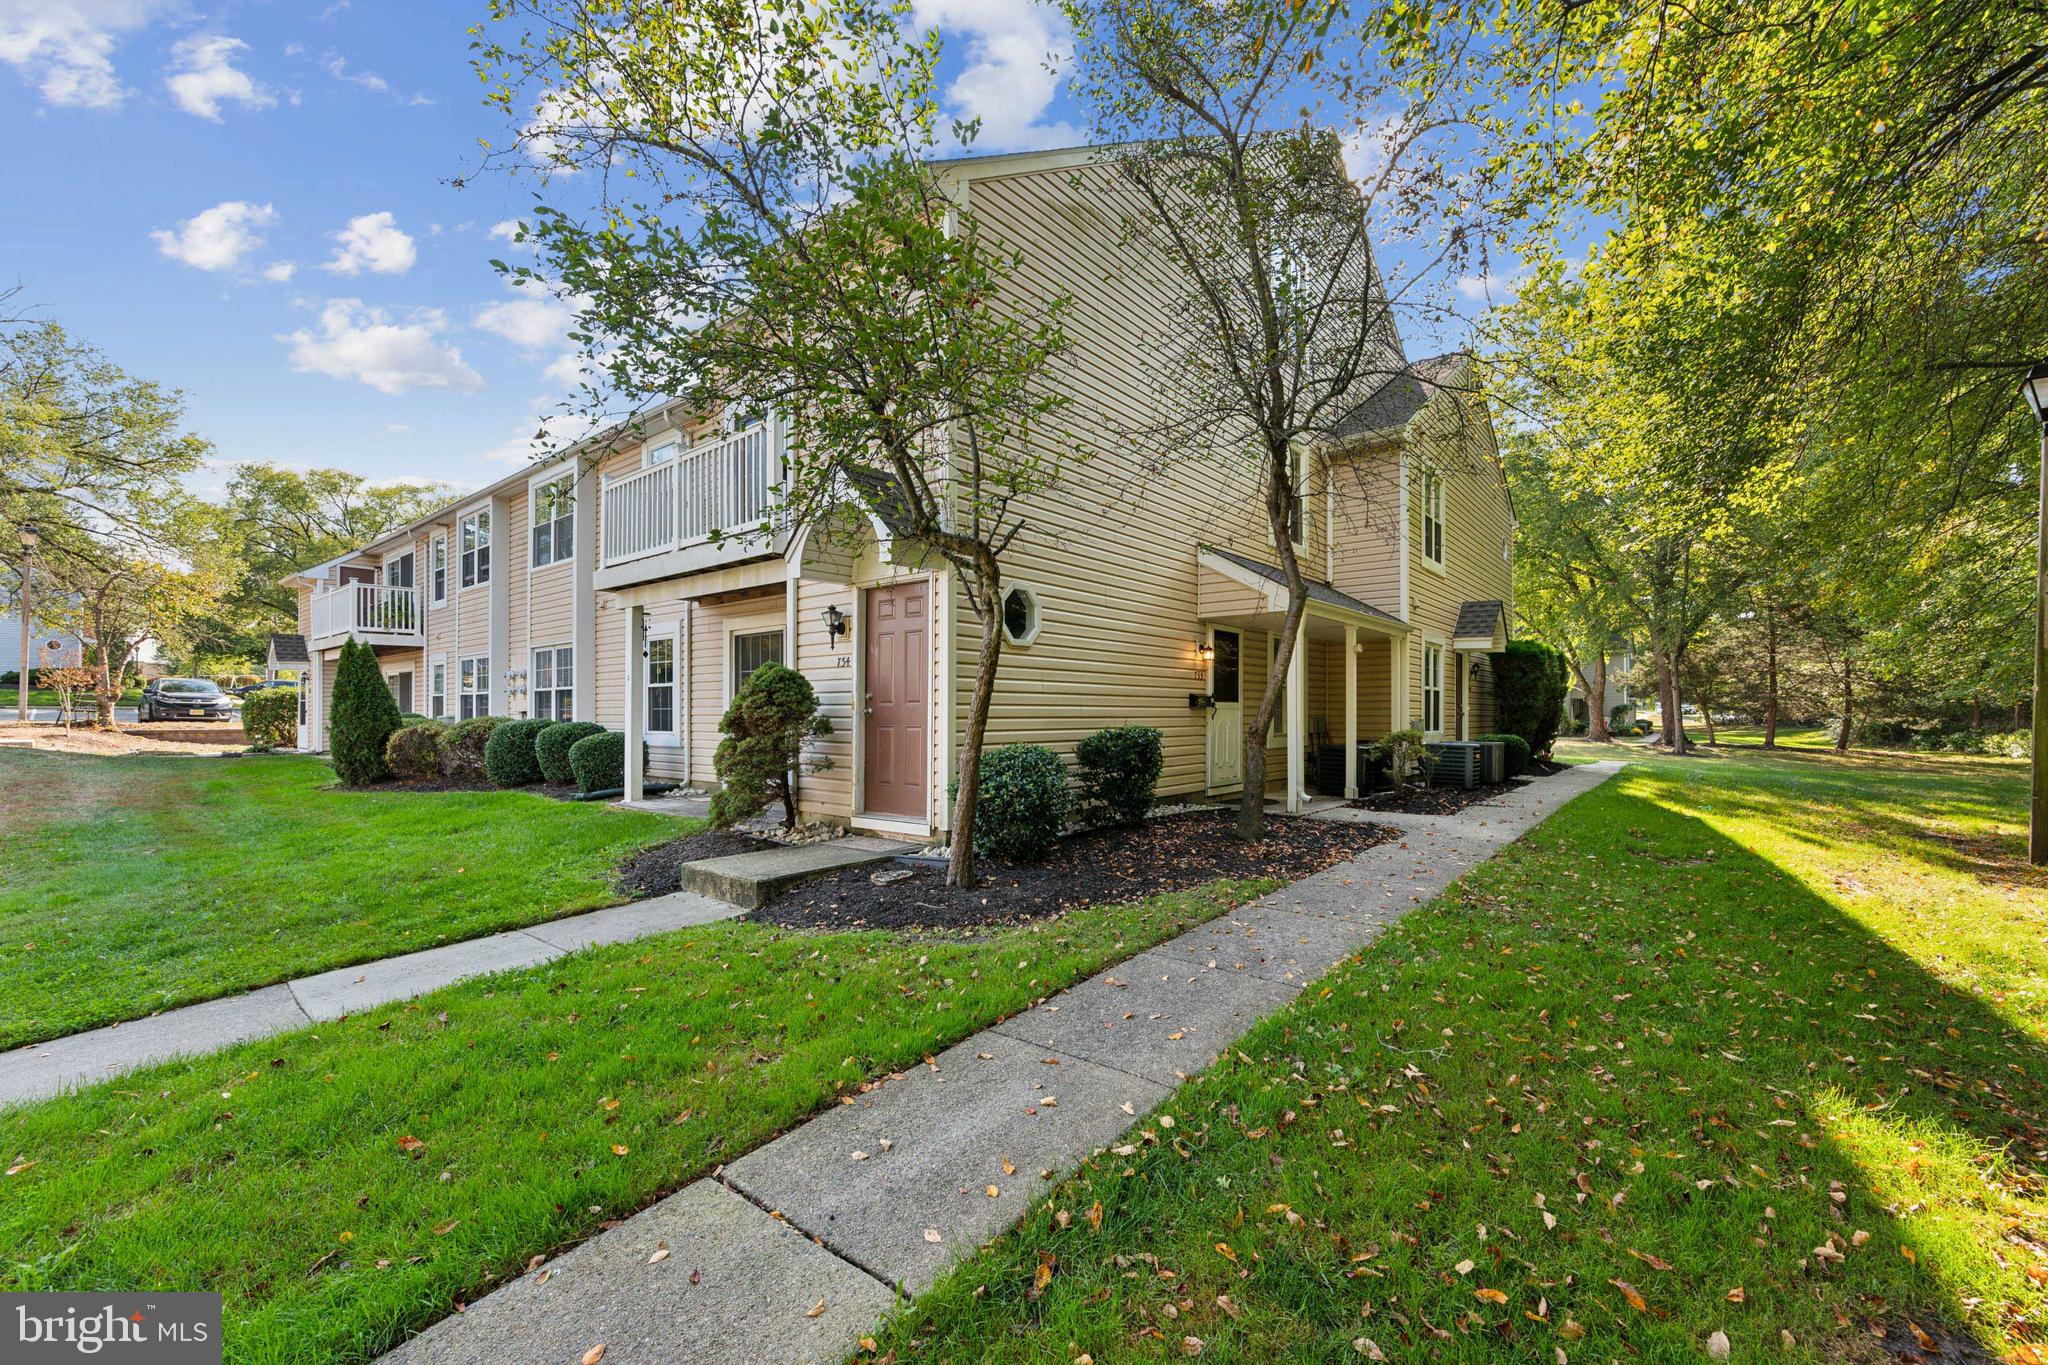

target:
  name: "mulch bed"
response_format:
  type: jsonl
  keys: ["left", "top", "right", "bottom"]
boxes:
{"left": 748, "top": 808, "right": 1394, "bottom": 932}
{"left": 1350, "top": 781, "right": 1516, "bottom": 816}
{"left": 615, "top": 831, "right": 783, "bottom": 897}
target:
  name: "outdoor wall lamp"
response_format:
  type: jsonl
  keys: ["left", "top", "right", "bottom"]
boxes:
{"left": 820, "top": 603, "right": 848, "bottom": 643}
{"left": 1195, "top": 639, "right": 1214, "bottom": 664}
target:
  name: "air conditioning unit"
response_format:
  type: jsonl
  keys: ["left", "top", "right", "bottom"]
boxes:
{"left": 1476, "top": 741, "right": 1506, "bottom": 784}
{"left": 1426, "top": 741, "right": 1484, "bottom": 789}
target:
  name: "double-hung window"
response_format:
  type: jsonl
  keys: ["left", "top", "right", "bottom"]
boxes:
{"left": 730, "top": 629, "right": 783, "bottom": 695}
{"left": 1421, "top": 470, "right": 1445, "bottom": 568}
{"left": 531, "top": 646, "right": 573, "bottom": 721}
{"left": 646, "top": 636, "right": 676, "bottom": 737}
{"left": 459, "top": 656, "right": 491, "bottom": 720}
{"left": 429, "top": 660, "right": 447, "bottom": 719}
{"left": 531, "top": 475, "right": 574, "bottom": 567}
{"left": 1422, "top": 642, "right": 1444, "bottom": 735}
{"left": 430, "top": 534, "right": 447, "bottom": 605}
{"left": 460, "top": 510, "right": 491, "bottom": 588}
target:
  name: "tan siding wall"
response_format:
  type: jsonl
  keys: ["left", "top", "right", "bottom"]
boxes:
{"left": 794, "top": 577, "right": 857, "bottom": 819}
{"left": 1328, "top": 445, "right": 1404, "bottom": 616}
{"left": 295, "top": 586, "right": 311, "bottom": 637}
{"left": 503, "top": 490, "right": 530, "bottom": 708}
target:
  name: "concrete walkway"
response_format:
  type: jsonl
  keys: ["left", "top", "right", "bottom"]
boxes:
{"left": 0, "top": 890, "right": 740, "bottom": 1108}
{"left": 381, "top": 760, "right": 1624, "bottom": 1365}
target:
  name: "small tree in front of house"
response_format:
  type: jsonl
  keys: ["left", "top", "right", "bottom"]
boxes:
{"left": 711, "top": 662, "right": 832, "bottom": 830}
{"left": 38, "top": 665, "right": 93, "bottom": 729}
{"left": 329, "top": 638, "right": 401, "bottom": 785}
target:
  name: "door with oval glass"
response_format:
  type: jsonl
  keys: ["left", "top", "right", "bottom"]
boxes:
{"left": 1206, "top": 627, "right": 1243, "bottom": 790}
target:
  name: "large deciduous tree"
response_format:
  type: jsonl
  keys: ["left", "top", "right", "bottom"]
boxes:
{"left": 475, "top": 0, "right": 1078, "bottom": 887}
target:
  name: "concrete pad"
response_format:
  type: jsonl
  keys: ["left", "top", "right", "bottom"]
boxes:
{"left": 676, "top": 842, "right": 896, "bottom": 909}
{"left": 614, "top": 792, "right": 711, "bottom": 818}
{"left": 986, "top": 948, "right": 1298, "bottom": 1085}
{"left": 288, "top": 932, "right": 561, "bottom": 1021}
{"left": 380, "top": 1179, "right": 894, "bottom": 1365}
{"left": 522, "top": 892, "right": 739, "bottom": 952}
{"left": 724, "top": 1031, "right": 1167, "bottom": 1293}
{"left": 0, "top": 985, "right": 308, "bottom": 1109}
{"left": 1153, "top": 905, "right": 1386, "bottom": 987}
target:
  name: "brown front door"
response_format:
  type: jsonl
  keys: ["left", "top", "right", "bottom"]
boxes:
{"left": 863, "top": 580, "right": 928, "bottom": 819}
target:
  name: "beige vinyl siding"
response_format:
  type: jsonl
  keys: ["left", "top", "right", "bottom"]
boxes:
{"left": 1328, "top": 445, "right": 1404, "bottom": 617}
{"left": 503, "top": 490, "right": 530, "bottom": 709}
{"left": 295, "top": 586, "right": 311, "bottom": 637}
{"left": 794, "top": 577, "right": 857, "bottom": 819}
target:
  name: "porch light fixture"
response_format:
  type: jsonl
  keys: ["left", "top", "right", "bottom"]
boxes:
{"left": 2023, "top": 363, "right": 2048, "bottom": 865}
{"left": 820, "top": 603, "right": 848, "bottom": 643}
{"left": 1195, "top": 639, "right": 1215, "bottom": 664}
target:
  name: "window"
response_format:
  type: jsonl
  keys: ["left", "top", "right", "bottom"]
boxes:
{"left": 460, "top": 510, "right": 491, "bottom": 588}
{"left": 531, "top": 475, "right": 574, "bottom": 567}
{"left": 1210, "top": 630, "right": 1240, "bottom": 705}
{"left": 384, "top": 551, "right": 414, "bottom": 590}
{"left": 429, "top": 660, "right": 447, "bottom": 719}
{"left": 1421, "top": 470, "right": 1445, "bottom": 567}
{"left": 531, "top": 646, "right": 573, "bottom": 720}
{"left": 430, "top": 534, "right": 447, "bottom": 605}
{"left": 1422, "top": 642, "right": 1444, "bottom": 735}
{"left": 459, "top": 656, "right": 491, "bottom": 720}
{"left": 646, "top": 636, "right": 676, "bottom": 736}
{"left": 1000, "top": 585, "right": 1042, "bottom": 646}
{"left": 730, "top": 628, "right": 784, "bottom": 695}
{"left": 644, "top": 434, "right": 681, "bottom": 467}
{"left": 1287, "top": 446, "right": 1308, "bottom": 549}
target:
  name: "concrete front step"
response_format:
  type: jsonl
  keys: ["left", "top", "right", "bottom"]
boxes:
{"left": 674, "top": 842, "right": 899, "bottom": 909}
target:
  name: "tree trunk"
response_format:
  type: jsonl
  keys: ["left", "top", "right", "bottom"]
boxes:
{"left": 946, "top": 574, "right": 1005, "bottom": 889}
{"left": 1835, "top": 656, "right": 1853, "bottom": 753}
{"left": 1236, "top": 444, "right": 1310, "bottom": 842}
{"left": 1588, "top": 652, "right": 1611, "bottom": 742}
{"left": 1762, "top": 608, "right": 1779, "bottom": 749}
{"left": 1700, "top": 697, "right": 1718, "bottom": 745}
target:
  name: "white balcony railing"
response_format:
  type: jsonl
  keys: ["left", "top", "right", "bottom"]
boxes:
{"left": 310, "top": 582, "right": 422, "bottom": 645}
{"left": 601, "top": 422, "right": 783, "bottom": 568}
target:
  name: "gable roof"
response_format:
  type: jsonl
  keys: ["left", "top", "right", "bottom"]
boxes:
{"left": 1452, "top": 599, "right": 1507, "bottom": 646}
{"left": 1331, "top": 352, "right": 1467, "bottom": 443}
{"left": 267, "top": 633, "right": 310, "bottom": 665}
{"left": 1201, "top": 545, "right": 1405, "bottom": 626}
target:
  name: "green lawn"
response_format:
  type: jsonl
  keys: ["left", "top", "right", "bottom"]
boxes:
{"left": 0, "top": 686, "right": 144, "bottom": 709}
{"left": 0, "top": 879, "right": 1274, "bottom": 1364}
{"left": 872, "top": 742, "right": 2048, "bottom": 1362}
{"left": 0, "top": 750, "right": 682, "bottom": 1049}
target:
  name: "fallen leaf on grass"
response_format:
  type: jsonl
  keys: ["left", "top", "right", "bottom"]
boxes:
{"left": 1610, "top": 1279, "right": 1646, "bottom": 1312}
{"left": 5, "top": 1160, "right": 36, "bottom": 1177}
{"left": 1725, "top": 1287, "right": 1745, "bottom": 1304}
{"left": 433, "top": 1220, "right": 459, "bottom": 1236}
{"left": 1454, "top": 1259, "right": 1474, "bottom": 1276}
{"left": 1215, "top": 1243, "right": 1238, "bottom": 1263}
{"left": 396, "top": 1136, "right": 424, "bottom": 1154}
{"left": 1475, "top": 1288, "right": 1507, "bottom": 1305}
{"left": 1628, "top": 1248, "right": 1674, "bottom": 1272}
{"left": 1030, "top": 1251, "right": 1057, "bottom": 1298}
{"left": 1706, "top": 1330, "right": 1729, "bottom": 1360}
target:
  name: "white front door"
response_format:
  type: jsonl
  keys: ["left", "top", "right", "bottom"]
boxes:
{"left": 1206, "top": 627, "right": 1244, "bottom": 790}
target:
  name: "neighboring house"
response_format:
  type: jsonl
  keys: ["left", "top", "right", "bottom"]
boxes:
{"left": 278, "top": 143, "right": 1514, "bottom": 830}
{"left": 1, "top": 609, "right": 86, "bottom": 673}
{"left": 1567, "top": 650, "right": 1636, "bottom": 728}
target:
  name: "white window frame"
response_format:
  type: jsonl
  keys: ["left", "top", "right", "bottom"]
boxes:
{"left": 429, "top": 655, "right": 447, "bottom": 720}
{"left": 430, "top": 533, "right": 448, "bottom": 606}
{"left": 999, "top": 583, "right": 1042, "bottom": 647}
{"left": 530, "top": 644, "right": 573, "bottom": 721}
{"left": 645, "top": 627, "right": 679, "bottom": 744}
{"left": 1287, "top": 444, "right": 1309, "bottom": 552}
{"left": 383, "top": 549, "right": 415, "bottom": 590}
{"left": 644, "top": 433, "right": 681, "bottom": 468}
{"left": 458, "top": 655, "right": 491, "bottom": 720}
{"left": 530, "top": 471, "right": 575, "bottom": 569}
{"left": 1421, "top": 469, "right": 1445, "bottom": 571}
{"left": 459, "top": 509, "right": 491, "bottom": 589}
{"left": 1422, "top": 639, "right": 1445, "bottom": 737}
{"left": 726, "top": 625, "right": 785, "bottom": 701}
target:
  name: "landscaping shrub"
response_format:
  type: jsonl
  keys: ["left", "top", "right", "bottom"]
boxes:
{"left": 437, "top": 716, "right": 508, "bottom": 779}
{"left": 1491, "top": 639, "right": 1569, "bottom": 759}
{"left": 241, "top": 687, "right": 298, "bottom": 750}
{"left": 1474, "top": 730, "right": 1531, "bottom": 778}
{"left": 384, "top": 720, "right": 448, "bottom": 779}
{"left": 537, "top": 720, "right": 606, "bottom": 785}
{"left": 483, "top": 718, "right": 551, "bottom": 787}
{"left": 1607, "top": 702, "right": 1633, "bottom": 734}
{"left": 329, "top": 639, "right": 402, "bottom": 785}
{"left": 1377, "top": 728, "right": 1430, "bottom": 793}
{"left": 398, "top": 712, "right": 432, "bottom": 726}
{"left": 968, "top": 743, "right": 1072, "bottom": 862}
{"left": 711, "top": 662, "right": 833, "bottom": 828}
{"left": 1074, "top": 724, "right": 1163, "bottom": 826}
{"left": 568, "top": 729, "right": 627, "bottom": 794}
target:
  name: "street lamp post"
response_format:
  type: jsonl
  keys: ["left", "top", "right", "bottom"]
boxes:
{"left": 2022, "top": 365, "right": 2048, "bottom": 864}
{"left": 15, "top": 521, "right": 38, "bottom": 726}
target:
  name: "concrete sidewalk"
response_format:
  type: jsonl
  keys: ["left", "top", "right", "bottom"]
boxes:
{"left": 0, "top": 889, "right": 740, "bottom": 1108}
{"left": 382, "top": 760, "right": 1624, "bottom": 1365}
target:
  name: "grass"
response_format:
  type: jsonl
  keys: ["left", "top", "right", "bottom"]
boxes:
{"left": 0, "top": 877, "right": 1275, "bottom": 1364}
{"left": 0, "top": 686, "right": 145, "bottom": 709}
{"left": 0, "top": 750, "right": 683, "bottom": 1049}
{"left": 872, "top": 741, "right": 2048, "bottom": 1362}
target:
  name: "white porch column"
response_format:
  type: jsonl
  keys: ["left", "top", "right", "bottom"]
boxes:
{"left": 624, "top": 603, "right": 646, "bottom": 802}
{"left": 1285, "top": 623, "right": 1306, "bottom": 813}
{"left": 1343, "top": 624, "right": 1359, "bottom": 799}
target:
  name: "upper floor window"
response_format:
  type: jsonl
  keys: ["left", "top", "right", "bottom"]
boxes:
{"left": 1287, "top": 446, "right": 1308, "bottom": 549}
{"left": 460, "top": 510, "right": 491, "bottom": 588}
{"left": 645, "top": 434, "right": 681, "bottom": 467}
{"left": 1421, "top": 469, "right": 1445, "bottom": 567}
{"left": 430, "top": 534, "right": 447, "bottom": 604}
{"left": 532, "top": 475, "right": 574, "bottom": 567}
{"left": 383, "top": 550, "right": 414, "bottom": 590}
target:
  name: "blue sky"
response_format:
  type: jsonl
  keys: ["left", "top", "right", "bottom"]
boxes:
{"left": 2, "top": 0, "right": 1502, "bottom": 500}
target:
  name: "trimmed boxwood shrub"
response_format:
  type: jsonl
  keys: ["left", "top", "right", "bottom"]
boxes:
{"left": 241, "top": 687, "right": 298, "bottom": 750}
{"left": 484, "top": 718, "right": 551, "bottom": 787}
{"left": 329, "top": 638, "right": 402, "bottom": 785}
{"left": 1490, "top": 639, "right": 1569, "bottom": 759}
{"left": 437, "top": 715, "right": 508, "bottom": 779}
{"left": 969, "top": 743, "right": 1072, "bottom": 862}
{"left": 537, "top": 720, "right": 606, "bottom": 785}
{"left": 385, "top": 720, "right": 448, "bottom": 779}
{"left": 1475, "top": 730, "right": 1531, "bottom": 778}
{"left": 1074, "top": 724, "right": 1163, "bottom": 827}
{"left": 568, "top": 729, "right": 626, "bottom": 794}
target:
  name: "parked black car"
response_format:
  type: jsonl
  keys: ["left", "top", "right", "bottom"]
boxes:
{"left": 139, "top": 677, "right": 237, "bottom": 722}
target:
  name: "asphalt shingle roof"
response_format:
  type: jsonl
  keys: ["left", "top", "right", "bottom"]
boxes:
{"left": 1202, "top": 546, "right": 1405, "bottom": 626}
{"left": 1453, "top": 600, "right": 1506, "bottom": 640}
{"left": 1332, "top": 353, "right": 1466, "bottom": 441}
{"left": 268, "top": 633, "right": 310, "bottom": 665}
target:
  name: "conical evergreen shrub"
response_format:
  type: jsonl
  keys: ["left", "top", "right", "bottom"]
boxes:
{"left": 330, "top": 638, "right": 402, "bottom": 785}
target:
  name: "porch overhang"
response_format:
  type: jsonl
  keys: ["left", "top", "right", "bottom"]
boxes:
{"left": 1451, "top": 599, "right": 1507, "bottom": 652}
{"left": 1195, "top": 547, "right": 1410, "bottom": 640}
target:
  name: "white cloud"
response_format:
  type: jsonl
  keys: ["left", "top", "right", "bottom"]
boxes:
{"left": 322, "top": 52, "right": 385, "bottom": 93}
{"left": 164, "top": 34, "right": 274, "bottom": 121}
{"left": 151, "top": 200, "right": 277, "bottom": 272}
{"left": 478, "top": 408, "right": 602, "bottom": 467}
{"left": 1455, "top": 264, "right": 1532, "bottom": 303}
{"left": 488, "top": 219, "right": 532, "bottom": 249}
{"left": 0, "top": 0, "right": 173, "bottom": 109}
{"left": 322, "top": 211, "right": 417, "bottom": 275}
{"left": 911, "top": 0, "right": 1081, "bottom": 153}
{"left": 281, "top": 299, "right": 484, "bottom": 395}
{"left": 261, "top": 260, "right": 296, "bottom": 283}
{"left": 473, "top": 281, "right": 585, "bottom": 351}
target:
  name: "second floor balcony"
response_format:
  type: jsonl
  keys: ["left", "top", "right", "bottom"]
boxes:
{"left": 599, "top": 420, "right": 787, "bottom": 585}
{"left": 309, "top": 581, "right": 422, "bottom": 651}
